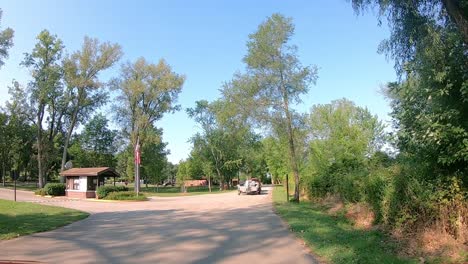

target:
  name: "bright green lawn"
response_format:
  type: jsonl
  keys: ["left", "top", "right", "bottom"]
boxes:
{"left": 130, "top": 185, "right": 236, "bottom": 197}
{"left": 0, "top": 199, "right": 89, "bottom": 240}
{"left": 273, "top": 186, "right": 417, "bottom": 264}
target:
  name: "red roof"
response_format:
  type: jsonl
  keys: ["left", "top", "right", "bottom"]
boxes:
{"left": 59, "top": 167, "right": 119, "bottom": 177}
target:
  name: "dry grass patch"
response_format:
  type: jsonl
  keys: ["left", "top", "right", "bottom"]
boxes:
{"left": 345, "top": 203, "right": 375, "bottom": 230}
{"left": 394, "top": 227, "right": 468, "bottom": 263}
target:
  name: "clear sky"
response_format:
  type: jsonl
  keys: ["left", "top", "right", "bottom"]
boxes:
{"left": 0, "top": 0, "right": 396, "bottom": 163}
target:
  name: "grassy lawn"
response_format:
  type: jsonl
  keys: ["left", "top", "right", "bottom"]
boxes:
{"left": 0, "top": 182, "right": 40, "bottom": 191}
{"left": 129, "top": 185, "right": 236, "bottom": 197}
{"left": 0, "top": 199, "right": 89, "bottom": 240}
{"left": 273, "top": 186, "right": 417, "bottom": 264}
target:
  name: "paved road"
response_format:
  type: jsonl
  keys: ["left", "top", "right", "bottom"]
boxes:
{"left": 0, "top": 187, "right": 318, "bottom": 264}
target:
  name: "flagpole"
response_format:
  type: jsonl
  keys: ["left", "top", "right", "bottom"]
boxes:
{"left": 135, "top": 136, "right": 140, "bottom": 196}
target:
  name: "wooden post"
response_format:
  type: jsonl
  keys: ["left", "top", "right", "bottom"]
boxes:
{"left": 14, "top": 174, "right": 16, "bottom": 202}
{"left": 285, "top": 174, "right": 289, "bottom": 202}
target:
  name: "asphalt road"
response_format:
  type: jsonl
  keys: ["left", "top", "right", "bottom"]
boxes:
{"left": 0, "top": 187, "right": 319, "bottom": 264}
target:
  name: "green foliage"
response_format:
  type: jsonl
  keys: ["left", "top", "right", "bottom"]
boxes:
{"left": 303, "top": 99, "right": 386, "bottom": 200}
{"left": 176, "top": 160, "right": 192, "bottom": 189}
{"left": 112, "top": 57, "right": 185, "bottom": 149}
{"left": 187, "top": 100, "right": 261, "bottom": 187}
{"left": 61, "top": 36, "right": 122, "bottom": 171}
{"left": 262, "top": 137, "right": 289, "bottom": 184}
{"left": 221, "top": 13, "right": 318, "bottom": 201}
{"left": 140, "top": 127, "right": 170, "bottom": 185}
{"left": 352, "top": 0, "right": 468, "bottom": 243}
{"left": 21, "top": 29, "right": 66, "bottom": 187}
{"left": 34, "top": 188, "right": 47, "bottom": 196}
{"left": 44, "top": 183, "right": 66, "bottom": 196}
{"left": 104, "top": 191, "right": 147, "bottom": 201}
{"left": 96, "top": 185, "right": 128, "bottom": 199}
{"left": 0, "top": 100, "right": 35, "bottom": 183}
{"left": 69, "top": 114, "right": 118, "bottom": 168}
{"left": 0, "top": 9, "right": 14, "bottom": 68}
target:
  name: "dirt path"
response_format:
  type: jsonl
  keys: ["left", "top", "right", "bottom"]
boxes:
{"left": 0, "top": 187, "right": 318, "bottom": 264}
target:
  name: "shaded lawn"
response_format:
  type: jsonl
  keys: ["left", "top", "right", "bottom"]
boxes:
{"left": 0, "top": 199, "right": 89, "bottom": 240}
{"left": 0, "top": 182, "right": 39, "bottom": 191}
{"left": 273, "top": 186, "right": 417, "bottom": 264}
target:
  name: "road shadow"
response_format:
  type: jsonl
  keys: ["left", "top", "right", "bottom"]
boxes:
{"left": 1, "top": 205, "right": 318, "bottom": 263}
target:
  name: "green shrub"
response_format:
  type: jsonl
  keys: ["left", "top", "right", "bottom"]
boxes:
{"left": 34, "top": 188, "right": 47, "bottom": 196}
{"left": 104, "top": 191, "right": 147, "bottom": 201}
{"left": 336, "top": 170, "right": 368, "bottom": 203}
{"left": 96, "top": 185, "right": 128, "bottom": 199}
{"left": 44, "top": 183, "right": 66, "bottom": 196}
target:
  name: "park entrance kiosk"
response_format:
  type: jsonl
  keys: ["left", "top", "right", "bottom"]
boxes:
{"left": 60, "top": 167, "right": 120, "bottom": 199}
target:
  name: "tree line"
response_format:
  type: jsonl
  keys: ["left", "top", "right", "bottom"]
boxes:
{"left": 178, "top": 1, "right": 467, "bottom": 242}
{"left": 0, "top": 11, "right": 183, "bottom": 187}
{"left": 0, "top": 1, "right": 466, "bottom": 242}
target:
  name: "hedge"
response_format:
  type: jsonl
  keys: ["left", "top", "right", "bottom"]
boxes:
{"left": 34, "top": 188, "right": 47, "bottom": 196}
{"left": 105, "top": 191, "right": 147, "bottom": 201}
{"left": 96, "top": 185, "right": 128, "bottom": 199}
{"left": 44, "top": 183, "right": 66, "bottom": 196}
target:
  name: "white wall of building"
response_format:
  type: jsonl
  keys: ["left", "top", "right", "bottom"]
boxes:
{"left": 79, "top": 176, "right": 87, "bottom": 191}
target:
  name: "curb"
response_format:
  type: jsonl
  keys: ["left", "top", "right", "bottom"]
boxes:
{"left": 86, "top": 198, "right": 149, "bottom": 203}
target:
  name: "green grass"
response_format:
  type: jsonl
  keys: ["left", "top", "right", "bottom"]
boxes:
{"left": 130, "top": 185, "right": 236, "bottom": 197}
{"left": 0, "top": 182, "right": 40, "bottom": 191}
{"left": 273, "top": 186, "right": 417, "bottom": 264}
{"left": 0, "top": 199, "right": 89, "bottom": 240}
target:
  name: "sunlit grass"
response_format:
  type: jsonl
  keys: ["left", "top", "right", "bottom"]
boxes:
{"left": 0, "top": 199, "right": 89, "bottom": 240}
{"left": 273, "top": 186, "right": 417, "bottom": 264}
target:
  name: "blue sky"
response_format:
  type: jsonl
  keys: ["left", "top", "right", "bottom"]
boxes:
{"left": 0, "top": 0, "right": 396, "bottom": 163}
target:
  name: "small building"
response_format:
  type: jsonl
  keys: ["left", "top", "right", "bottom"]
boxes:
{"left": 60, "top": 167, "right": 120, "bottom": 199}
{"left": 184, "top": 179, "right": 208, "bottom": 187}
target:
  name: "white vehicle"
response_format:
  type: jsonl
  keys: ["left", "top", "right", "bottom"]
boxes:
{"left": 238, "top": 178, "right": 262, "bottom": 195}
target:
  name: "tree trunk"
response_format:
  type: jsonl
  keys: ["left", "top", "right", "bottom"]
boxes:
{"left": 286, "top": 112, "right": 300, "bottom": 202}
{"left": 215, "top": 167, "right": 222, "bottom": 190}
{"left": 208, "top": 174, "right": 212, "bottom": 192}
{"left": 281, "top": 84, "right": 300, "bottom": 202}
{"left": 60, "top": 105, "right": 79, "bottom": 183}
{"left": 2, "top": 160, "right": 5, "bottom": 187}
{"left": 37, "top": 124, "right": 44, "bottom": 188}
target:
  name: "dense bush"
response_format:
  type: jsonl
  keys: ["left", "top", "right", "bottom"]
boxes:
{"left": 105, "top": 191, "right": 147, "bottom": 201}
{"left": 34, "top": 188, "right": 47, "bottom": 196}
{"left": 44, "top": 183, "right": 66, "bottom": 196}
{"left": 96, "top": 185, "right": 128, "bottom": 199}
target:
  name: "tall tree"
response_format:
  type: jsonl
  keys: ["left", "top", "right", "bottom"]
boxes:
{"left": 352, "top": 0, "right": 468, "bottom": 44}
{"left": 176, "top": 160, "right": 192, "bottom": 192}
{"left": 188, "top": 100, "right": 245, "bottom": 190}
{"left": 353, "top": 0, "right": 468, "bottom": 179}
{"left": 222, "top": 14, "right": 318, "bottom": 201}
{"left": 60, "top": 37, "right": 122, "bottom": 173}
{"left": 140, "top": 127, "right": 169, "bottom": 188}
{"left": 0, "top": 9, "right": 14, "bottom": 68}
{"left": 3, "top": 81, "right": 35, "bottom": 185}
{"left": 306, "top": 99, "right": 385, "bottom": 176}
{"left": 68, "top": 113, "right": 118, "bottom": 168}
{"left": 21, "top": 30, "right": 65, "bottom": 187}
{"left": 113, "top": 57, "right": 185, "bottom": 151}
